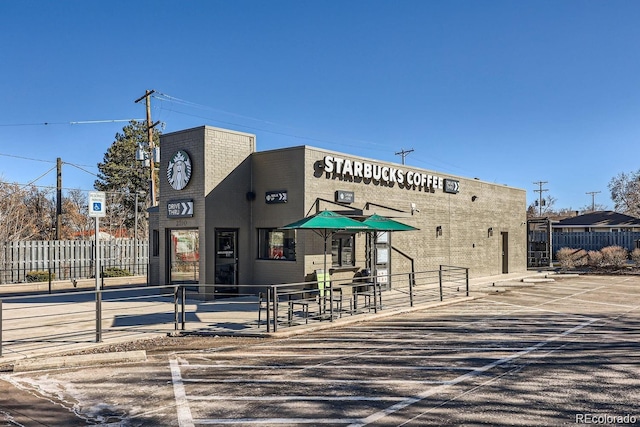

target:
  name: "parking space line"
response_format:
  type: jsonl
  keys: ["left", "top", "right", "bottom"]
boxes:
{"left": 183, "top": 363, "right": 479, "bottom": 370}
{"left": 568, "top": 298, "right": 639, "bottom": 309}
{"left": 347, "top": 317, "right": 598, "bottom": 427}
{"left": 193, "top": 417, "right": 361, "bottom": 424}
{"left": 185, "top": 377, "right": 449, "bottom": 385}
{"left": 169, "top": 358, "right": 195, "bottom": 427}
{"left": 189, "top": 395, "right": 404, "bottom": 402}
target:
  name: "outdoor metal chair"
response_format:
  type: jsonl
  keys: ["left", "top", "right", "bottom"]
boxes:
{"left": 351, "top": 269, "right": 376, "bottom": 312}
{"left": 316, "top": 269, "right": 344, "bottom": 318}
{"left": 288, "top": 288, "right": 319, "bottom": 325}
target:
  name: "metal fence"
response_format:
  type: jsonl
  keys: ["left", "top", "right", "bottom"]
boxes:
{"left": 0, "top": 239, "right": 149, "bottom": 284}
{"left": 530, "top": 231, "right": 640, "bottom": 258}
{"left": 261, "top": 265, "right": 469, "bottom": 332}
{"left": 0, "top": 266, "right": 469, "bottom": 357}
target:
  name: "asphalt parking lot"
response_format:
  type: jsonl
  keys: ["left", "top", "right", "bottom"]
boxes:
{"left": 1, "top": 274, "right": 639, "bottom": 426}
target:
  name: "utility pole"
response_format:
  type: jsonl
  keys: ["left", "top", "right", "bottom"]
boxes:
{"left": 134, "top": 90, "right": 160, "bottom": 207}
{"left": 533, "top": 181, "right": 548, "bottom": 217}
{"left": 586, "top": 191, "right": 601, "bottom": 212}
{"left": 395, "top": 148, "right": 414, "bottom": 165}
{"left": 56, "top": 157, "right": 62, "bottom": 240}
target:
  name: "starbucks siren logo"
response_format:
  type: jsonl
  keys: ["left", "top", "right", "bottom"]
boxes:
{"left": 167, "top": 150, "right": 192, "bottom": 190}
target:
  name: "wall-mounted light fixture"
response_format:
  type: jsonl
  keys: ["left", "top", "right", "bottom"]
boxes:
{"left": 472, "top": 195, "right": 479, "bottom": 202}
{"left": 436, "top": 225, "right": 443, "bottom": 237}
{"left": 488, "top": 227, "right": 493, "bottom": 237}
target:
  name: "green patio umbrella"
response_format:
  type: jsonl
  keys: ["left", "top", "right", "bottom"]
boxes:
{"left": 361, "top": 213, "right": 419, "bottom": 232}
{"left": 280, "top": 211, "right": 373, "bottom": 318}
{"left": 280, "top": 210, "right": 373, "bottom": 275}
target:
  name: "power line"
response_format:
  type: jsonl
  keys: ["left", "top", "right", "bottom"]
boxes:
{"left": 153, "top": 91, "right": 397, "bottom": 152}
{"left": 152, "top": 91, "right": 480, "bottom": 177}
{"left": 0, "top": 118, "right": 143, "bottom": 127}
{"left": 22, "top": 165, "right": 57, "bottom": 188}
{"left": 0, "top": 153, "right": 55, "bottom": 163}
{"left": 0, "top": 153, "right": 97, "bottom": 169}
{"left": 64, "top": 162, "right": 99, "bottom": 178}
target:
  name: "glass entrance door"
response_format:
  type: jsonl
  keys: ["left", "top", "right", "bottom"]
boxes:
{"left": 215, "top": 229, "right": 238, "bottom": 293}
{"left": 169, "top": 229, "right": 199, "bottom": 284}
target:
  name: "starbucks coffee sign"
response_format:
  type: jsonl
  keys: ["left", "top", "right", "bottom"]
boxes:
{"left": 167, "top": 150, "right": 192, "bottom": 190}
{"left": 321, "top": 155, "right": 448, "bottom": 193}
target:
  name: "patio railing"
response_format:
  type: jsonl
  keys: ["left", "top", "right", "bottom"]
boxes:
{"left": 0, "top": 265, "right": 469, "bottom": 357}
{"left": 262, "top": 265, "right": 469, "bottom": 332}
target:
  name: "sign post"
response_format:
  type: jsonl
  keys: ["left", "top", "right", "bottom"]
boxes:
{"left": 88, "top": 191, "right": 106, "bottom": 342}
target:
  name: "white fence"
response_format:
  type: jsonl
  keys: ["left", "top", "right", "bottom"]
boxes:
{"left": 0, "top": 239, "right": 149, "bottom": 284}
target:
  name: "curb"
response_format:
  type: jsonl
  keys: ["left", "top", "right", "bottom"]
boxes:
{"left": 13, "top": 350, "right": 147, "bottom": 373}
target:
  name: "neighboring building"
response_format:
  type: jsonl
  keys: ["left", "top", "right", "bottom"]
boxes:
{"left": 553, "top": 211, "right": 640, "bottom": 232}
{"left": 149, "top": 126, "right": 527, "bottom": 298}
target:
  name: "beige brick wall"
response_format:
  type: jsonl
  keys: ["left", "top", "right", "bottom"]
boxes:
{"left": 151, "top": 126, "right": 526, "bottom": 292}
{"left": 301, "top": 147, "right": 526, "bottom": 280}
{"left": 155, "top": 126, "right": 255, "bottom": 293}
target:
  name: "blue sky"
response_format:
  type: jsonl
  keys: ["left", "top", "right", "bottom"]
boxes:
{"left": 2, "top": 0, "right": 640, "bottom": 211}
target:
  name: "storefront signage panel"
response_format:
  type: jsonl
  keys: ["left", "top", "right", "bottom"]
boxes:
{"left": 167, "top": 199, "right": 194, "bottom": 218}
{"left": 335, "top": 190, "right": 354, "bottom": 204}
{"left": 266, "top": 191, "right": 288, "bottom": 204}
{"left": 444, "top": 179, "right": 460, "bottom": 194}
{"left": 167, "top": 150, "right": 192, "bottom": 191}
{"left": 322, "top": 155, "right": 455, "bottom": 193}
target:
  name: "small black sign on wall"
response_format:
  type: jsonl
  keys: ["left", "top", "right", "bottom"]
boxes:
{"left": 168, "top": 199, "right": 194, "bottom": 218}
{"left": 265, "top": 191, "right": 288, "bottom": 204}
{"left": 336, "top": 190, "right": 355, "bottom": 204}
{"left": 444, "top": 179, "right": 460, "bottom": 194}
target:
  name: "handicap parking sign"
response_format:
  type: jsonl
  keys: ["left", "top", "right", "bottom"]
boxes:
{"left": 88, "top": 192, "right": 106, "bottom": 218}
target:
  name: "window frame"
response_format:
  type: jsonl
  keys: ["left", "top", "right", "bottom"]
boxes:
{"left": 258, "top": 228, "right": 296, "bottom": 261}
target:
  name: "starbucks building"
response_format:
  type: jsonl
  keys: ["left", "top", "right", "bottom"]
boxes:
{"left": 148, "top": 126, "right": 526, "bottom": 298}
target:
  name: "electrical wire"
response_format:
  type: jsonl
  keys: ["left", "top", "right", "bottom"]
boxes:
{"left": 152, "top": 91, "right": 477, "bottom": 176}
{"left": 0, "top": 119, "right": 143, "bottom": 127}
{"left": 64, "top": 162, "right": 98, "bottom": 177}
{"left": 0, "top": 153, "right": 97, "bottom": 169}
{"left": 22, "top": 166, "right": 57, "bottom": 188}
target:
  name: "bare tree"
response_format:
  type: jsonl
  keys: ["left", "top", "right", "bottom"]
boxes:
{"left": 61, "top": 189, "right": 92, "bottom": 239}
{"left": 608, "top": 170, "right": 640, "bottom": 217}
{"left": 0, "top": 180, "right": 43, "bottom": 242}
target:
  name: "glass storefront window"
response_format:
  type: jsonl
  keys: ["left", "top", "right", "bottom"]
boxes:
{"left": 170, "top": 229, "right": 199, "bottom": 283}
{"left": 332, "top": 233, "right": 354, "bottom": 267}
{"left": 258, "top": 229, "right": 296, "bottom": 260}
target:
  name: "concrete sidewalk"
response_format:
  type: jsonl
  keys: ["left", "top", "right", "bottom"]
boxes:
{"left": 0, "top": 270, "right": 552, "bottom": 366}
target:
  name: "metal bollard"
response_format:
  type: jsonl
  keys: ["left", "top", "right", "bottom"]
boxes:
{"left": 409, "top": 272, "right": 414, "bottom": 307}
{"left": 181, "top": 286, "right": 186, "bottom": 331}
{"left": 266, "top": 288, "right": 271, "bottom": 333}
{"left": 465, "top": 268, "right": 470, "bottom": 296}
{"left": 0, "top": 299, "right": 3, "bottom": 357}
{"left": 96, "top": 290, "right": 102, "bottom": 342}
{"left": 174, "top": 286, "right": 179, "bottom": 332}
{"left": 273, "top": 287, "right": 278, "bottom": 332}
